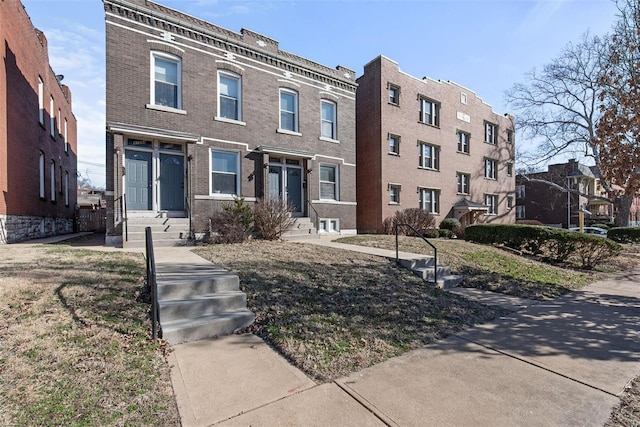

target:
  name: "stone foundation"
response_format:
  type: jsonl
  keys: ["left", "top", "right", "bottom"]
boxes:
{"left": 0, "top": 214, "right": 73, "bottom": 244}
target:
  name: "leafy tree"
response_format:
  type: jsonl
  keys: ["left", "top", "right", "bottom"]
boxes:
{"left": 595, "top": 0, "right": 640, "bottom": 226}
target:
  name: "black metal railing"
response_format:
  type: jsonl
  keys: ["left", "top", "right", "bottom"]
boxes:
{"left": 115, "top": 195, "right": 128, "bottom": 242}
{"left": 394, "top": 222, "right": 439, "bottom": 284}
{"left": 185, "top": 196, "right": 193, "bottom": 240}
{"left": 307, "top": 200, "right": 319, "bottom": 231}
{"left": 145, "top": 227, "right": 160, "bottom": 340}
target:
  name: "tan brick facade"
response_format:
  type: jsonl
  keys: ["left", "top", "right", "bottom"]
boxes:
{"left": 0, "top": 0, "right": 78, "bottom": 243}
{"left": 356, "top": 56, "right": 515, "bottom": 233}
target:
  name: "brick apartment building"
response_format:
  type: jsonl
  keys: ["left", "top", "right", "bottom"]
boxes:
{"left": 516, "top": 159, "right": 615, "bottom": 228}
{"left": 0, "top": 0, "right": 78, "bottom": 243}
{"left": 104, "top": 0, "right": 357, "bottom": 246}
{"left": 356, "top": 56, "right": 515, "bottom": 233}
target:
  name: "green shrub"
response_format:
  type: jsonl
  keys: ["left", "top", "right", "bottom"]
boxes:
{"left": 439, "top": 218, "right": 461, "bottom": 231}
{"left": 379, "top": 208, "right": 436, "bottom": 236}
{"left": 608, "top": 227, "right": 640, "bottom": 243}
{"left": 590, "top": 223, "right": 611, "bottom": 230}
{"left": 210, "top": 197, "right": 254, "bottom": 244}
{"left": 253, "top": 198, "right": 296, "bottom": 240}
{"left": 439, "top": 229, "right": 453, "bottom": 239}
{"left": 516, "top": 219, "right": 544, "bottom": 226}
{"left": 571, "top": 235, "right": 622, "bottom": 269}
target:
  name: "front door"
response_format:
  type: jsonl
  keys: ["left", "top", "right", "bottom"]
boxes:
{"left": 286, "top": 167, "right": 302, "bottom": 215}
{"left": 159, "top": 153, "right": 184, "bottom": 211}
{"left": 268, "top": 163, "right": 303, "bottom": 216}
{"left": 125, "top": 150, "right": 152, "bottom": 210}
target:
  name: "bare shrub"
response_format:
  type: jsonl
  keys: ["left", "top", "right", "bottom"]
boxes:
{"left": 254, "top": 199, "right": 296, "bottom": 240}
{"left": 379, "top": 208, "right": 436, "bottom": 236}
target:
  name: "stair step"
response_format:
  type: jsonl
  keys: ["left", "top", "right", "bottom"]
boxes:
{"left": 411, "top": 265, "right": 452, "bottom": 282}
{"left": 159, "top": 292, "right": 248, "bottom": 322}
{"left": 399, "top": 257, "right": 436, "bottom": 269}
{"left": 161, "top": 310, "right": 256, "bottom": 345}
{"left": 436, "top": 275, "right": 464, "bottom": 290}
{"left": 157, "top": 272, "right": 240, "bottom": 299}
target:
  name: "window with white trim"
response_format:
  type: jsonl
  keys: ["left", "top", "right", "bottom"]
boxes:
{"left": 507, "top": 129, "right": 515, "bottom": 144}
{"left": 50, "top": 96, "right": 55, "bottom": 137}
{"left": 516, "top": 184, "right": 526, "bottom": 199}
{"left": 57, "top": 109, "right": 61, "bottom": 136}
{"left": 210, "top": 150, "right": 239, "bottom": 195}
{"left": 420, "top": 188, "right": 440, "bottom": 214}
{"left": 419, "top": 142, "right": 439, "bottom": 170}
{"left": 457, "top": 130, "right": 470, "bottom": 154}
{"left": 507, "top": 196, "right": 514, "bottom": 209}
{"left": 38, "top": 76, "right": 44, "bottom": 124}
{"left": 389, "top": 184, "right": 400, "bottom": 204}
{"left": 516, "top": 205, "right": 525, "bottom": 219}
{"left": 50, "top": 160, "right": 56, "bottom": 201}
{"left": 320, "top": 164, "right": 338, "bottom": 200}
{"left": 64, "top": 171, "right": 69, "bottom": 206}
{"left": 419, "top": 97, "right": 440, "bottom": 127}
{"left": 457, "top": 172, "right": 470, "bottom": 194}
{"left": 152, "top": 51, "right": 181, "bottom": 109}
{"left": 485, "top": 158, "right": 497, "bottom": 180}
{"left": 279, "top": 89, "right": 298, "bottom": 132}
{"left": 485, "top": 121, "right": 498, "bottom": 144}
{"left": 389, "top": 134, "right": 400, "bottom": 155}
{"left": 319, "top": 219, "right": 339, "bottom": 233}
{"left": 64, "top": 119, "right": 68, "bottom": 152}
{"left": 507, "top": 163, "right": 513, "bottom": 176}
{"left": 485, "top": 194, "right": 498, "bottom": 215}
{"left": 218, "top": 71, "right": 241, "bottom": 120}
{"left": 321, "top": 100, "right": 337, "bottom": 139}
{"left": 39, "top": 152, "right": 45, "bottom": 199}
{"left": 389, "top": 84, "right": 400, "bottom": 105}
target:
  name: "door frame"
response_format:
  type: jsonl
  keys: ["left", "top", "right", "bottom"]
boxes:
{"left": 268, "top": 158, "right": 304, "bottom": 217}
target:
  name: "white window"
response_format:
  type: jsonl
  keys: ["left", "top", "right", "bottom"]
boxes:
{"left": 485, "top": 122, "right": 498, "bottom": 144}
{"left": 39, "top": 152, "right": 45, "bottom": 199}
{"left": 38, "top": 76, "right": 44, "bottom": 124}
{"left": 419, "top": 142, "right": 439, "bottom": 170}
{"left": 279, "top": 89, "right": 298, "bottom": 132}
{"left": 516, "top": 184, "right": 526, "bottom": 199}
{"left": 507, "top": 129, "right": 515, "bottom": 144}
{"left": 460, "top": 92, "right": 468, "bottom": 105}
{"left": 420, "top": 188, "right": 440, "bottom": 214}
{"left": 485, "top": 194, "right": 498, "bottom": 215}
{"left": 152, "top": 51, "right": 181, "bottom": 109}
{"left": 64, "top": 171, "right": 69, "bottom": 206}
{"left": 389, "top": 134, "right": 400, "bottom": 155}
{"left": 457, "top": 172, "right": 470, "bottom": 194}
{"left": 457, "top": 130, "right": 470, "bottom": 154}
{"left": 389, "top": 84, "right": 400, "bottom": 105}
{"left": 50, "top": 160, "right": 56, "bottom": 201}
{"left": 516, "top": 205, "right": 526, "bottom": 219}
{"left": 485, "top": 158, "right": 497, "bottom": 180}
{"left": 210, "top": 150, "right": 239, "bottom": 195}
{"left": 64, "top": 119, "right": 68, "bottom": 152}
{"left": 320, "top": 164, "right": 338, "bottom": 200}
{"left": 218, "top": 71, "right": 241, "bottom": 121}
{"left": 507, "top": 163, "right": 513, "bottom": 176}
{"left": 419, "top": 97, "right": 439, "bottom": 127}
{"left": 507, "top": 196, "right": 514, "bottom": 209}
{"left": 321, "top": 100, "right": 337, "bottom": 140}
{"left": 319, "top": 219, "right": 339, "bottom": 233}
{"left": 50, "top": 96, "right": 55, "bottom": 137}
{"left": 57, "top": 109, "right": 61, "bottom": 136}
{"left": 389, "top": 184, "right": 401, "bottom": 204}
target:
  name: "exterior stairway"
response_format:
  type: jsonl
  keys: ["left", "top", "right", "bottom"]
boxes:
{"left": 398, "top": 257, "right": 463, "bottom": 289}
{"left": 156, "top": 263, "right": 255, "bottom": 345}
{"left": 124, "top": 217, "right": 190, "bottom": 248}
{"left": 281, "top": 217, "right": 319, "bottom": 240}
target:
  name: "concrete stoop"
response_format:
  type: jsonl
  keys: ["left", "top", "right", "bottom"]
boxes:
{"left": 282, "top": 217, "right": 319, "bottom": 240}
{"left": 124, "top": 217, "right": 191, "bottom": 248}
{"left": 157, "top": 268, "right": 255, "bottom": 345}
{"left": 399, "top": 257, "right": 463, "bottom": 289}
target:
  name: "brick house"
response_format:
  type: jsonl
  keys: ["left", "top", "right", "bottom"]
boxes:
{"left": 104, "top": 0, "right": 357, "bottom": 246}
{"left": 0, "top": 0, "right": 78, "bottom": 243}
{"left": 356, "top": 56, "right": 515, "bottom": 233}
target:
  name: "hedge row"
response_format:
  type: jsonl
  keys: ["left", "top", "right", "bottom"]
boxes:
{"left": 608, "top": 227, "right": 640, "bottom": 244}
{"left": 465, "top": 224, "right": 622, "bottom": 269}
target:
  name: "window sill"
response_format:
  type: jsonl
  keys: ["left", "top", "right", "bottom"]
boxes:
{"left": 215, "top": 116, "right": 246, "bottom": 126}
{"left": 457, "top": 151, "right": 470, "bottom": 156}
{"left": 484, "top": 141, "right": 497, "bottom": 145}
{"left": 388, "top": 102, "right": 400, "bottom": 107}
{"left": 146, "top": 104, "right": 187, "bottom": 115}
{"left": 418, "top": 121, "right": 439, "bottom": 129}
{"left": 277, "top": 129, "right": 302, "bottom": 137}
{"left": 319, "top": 136, "right": 339, "bottom": 144}
{"left": 457, "top": 192, "right": 470, "bottom": 196}
{"left": 418, "top": 166, "right": 439, "bottom": 172}
{"left": 485, "top": 177, "right": 498, "bottom": 181}
{"left": 389, "top": 202, "right": 401, "bottom": 206}
{"left": 388, "top": 152, "right": 399, "bottom": 156}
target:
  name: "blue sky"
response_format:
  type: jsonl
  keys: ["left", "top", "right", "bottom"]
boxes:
{"left": 21, "top": 0, "right": 618, "bottom": 188}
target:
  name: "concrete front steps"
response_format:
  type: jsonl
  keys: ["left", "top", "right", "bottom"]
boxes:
{"left": 282, "top": 217, "right": 319, "bottom": 240}
{"left": 124, "top": 217, "right": 190, "bottom": 248}
{"left": 398, "top": 257, "right": 463, "bottom": 289}
{"left": 157, "top": 266, "right": 255, "bottom": 345}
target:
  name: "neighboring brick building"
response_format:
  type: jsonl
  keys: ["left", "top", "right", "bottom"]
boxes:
{"left": 104, "top": 0, "right": 357, "bottom": 246}
{"left": 356, "top": 56, "right": 515, "bottom": 233}
{"left": 0, "top": 0, "right": 78, "bottom": 243}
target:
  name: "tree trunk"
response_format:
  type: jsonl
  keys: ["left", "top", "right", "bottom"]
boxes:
{"left": 614, "top": 194, "right": 634, "bottom": 227}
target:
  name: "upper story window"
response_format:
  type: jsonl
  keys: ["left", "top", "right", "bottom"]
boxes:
{"left": 64, "top": 119, "right": 68, "bottom": 152}
{"left": 38, "top": 76, "right": 44, "bottom": 125}
{"left": 50, "top": 160, "right": 56, "bottom": 202}
{"left": 49, "top": 96, "right": 55, "bottom": 137}
{"left": 152, "top": 51, "right": 181, "bottom": 109}
{"left": 64, "top": 171, "right": 69, "bottom": 206}
{"left": 507, "top": 129, "right": 515, "bottom": 144}
{"left": 218, "top": 71, "right": 241, "bottom": 121}
{"left": 320, "top": 164, "right": 338, "bottom": 200}
{"left": 485, "top": 121, "right": 498, "bottom": 144}
{"left": 516, "top": 184, "right": 526, "bottom": 199}
{"left": 507, "top": 163, "right": 513, "bottom": 176}
{"left": 321, "top": 100, "right": 337, "bottom": 140}
{"left": 389, "top": 184, "right": 401, "bottom": 204}
{"left": 485, "top": 194, "right": 498, "bottom": 215}
{"left": 457, "top": 130, "right": 470, "bottom": 154}
{"left": 485, "top": 158, "right": 498, "bottom": 180}
{"left": 39, "top": 152, "right": 45, "bottom": 199}
{"left": 210, "top": 149, "right": 239, "bottom": 195}
{"left": 419, "top": 142, "right": 440, "bottom": 170}
{"left": 457, "top": 172, "right": 470, "bottom": 195}
{"left": 516, "top": 205, "right": 526, "bottom": 219}
{"left": 419, "top": 97, "right": 440, "bottom": 127}
{"left": 57, "top": 109, "right": 62, "bottom": 136}
{"left": 389, "top": 133, "right": 400, "bottom": 155}
{"left": 420, "top": 188, "right": 440, "bottom": 214}
{"left": 389, "top": 84, "right": 400, "bottom": 105}
{"left": 279, "top": 89, "right": 299, "bottom": 132}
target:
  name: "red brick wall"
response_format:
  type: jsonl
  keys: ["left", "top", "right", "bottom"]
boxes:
{"left": 0, "top": 0, "right": 77, "bottom": 218}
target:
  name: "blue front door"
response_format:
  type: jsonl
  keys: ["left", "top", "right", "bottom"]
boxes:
{"left": 125, "top": 150, "right": 152, "bottom": 210}
{"left": 159, "top": 153, "right": 184, "bottom": 211}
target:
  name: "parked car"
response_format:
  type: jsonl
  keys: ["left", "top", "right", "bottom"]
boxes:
{"left": 569, "top": 227, "right": 608, "bottom": 237}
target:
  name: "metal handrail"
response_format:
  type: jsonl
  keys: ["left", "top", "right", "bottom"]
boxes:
{"left": 185, "top": 195, "right": 193, "bottom": 240}
{"left": 307, "top": 200, "right": 320, "bottom": 232}
{"left": 145, "top": 227, "right": 159, "bottom": 340}
{"left": 115, "top": 195, "right": 128, "bottom": 242}
{"left": 394, "top": 222, "right": 439, "bottom": 284}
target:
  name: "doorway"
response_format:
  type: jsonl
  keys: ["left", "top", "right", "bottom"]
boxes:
{"left": 268, "top": 159, "right": 303, "bottom": 216}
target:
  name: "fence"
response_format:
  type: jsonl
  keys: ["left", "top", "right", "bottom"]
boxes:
{"left": 78, "top": 209, "right": 106, "bottom": 232}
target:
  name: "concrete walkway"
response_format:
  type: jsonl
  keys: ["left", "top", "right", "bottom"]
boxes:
{"left": 33, "top": 233, "right": 640, "bottom": 426}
